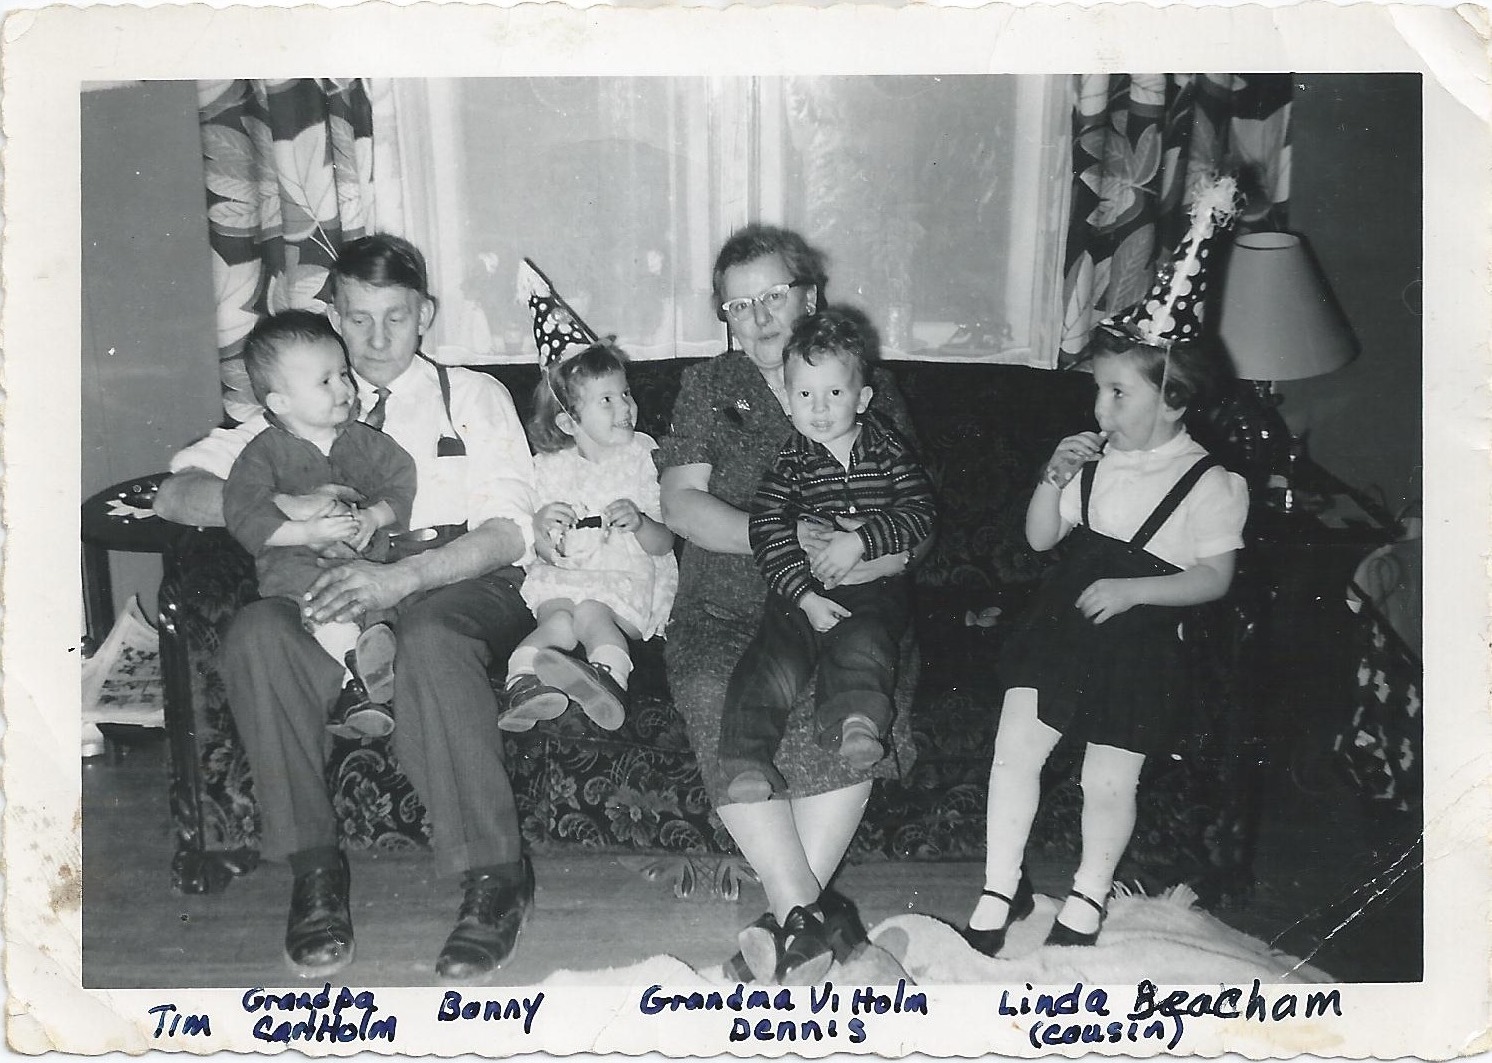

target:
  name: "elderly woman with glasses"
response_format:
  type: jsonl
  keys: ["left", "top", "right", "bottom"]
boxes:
{"left": 657, "top": 224, "right": 921, "bottom": 983}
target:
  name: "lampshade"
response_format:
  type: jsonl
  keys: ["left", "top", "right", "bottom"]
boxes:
{"left": 1217, "top": 232, "right": 1357, "bottom": 382}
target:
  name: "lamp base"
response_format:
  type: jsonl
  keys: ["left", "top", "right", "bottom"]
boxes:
{"left": 1197, "top": 379, "right": 1293, "bottom": 497}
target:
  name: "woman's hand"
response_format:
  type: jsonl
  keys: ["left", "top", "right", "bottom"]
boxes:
{"left": 796, "top": 517, "right": 835, "bottom": 559}
{"left": 606, "top": 498, "right": 643, "bottom": 534}
{"left": 1042, "top": 431, "right": 1106, "bottom": 488}
{"left": 810, "top": 530, "right": 866, "bottom": 588}
{"left": 1076, "top": 578, "right": 1141, "bottom": 624}
{"left": 798, "top": 591, "right": 851, "bottom": 633}
{"left": 533, "top": 502, "right": 577, "bottom": 562}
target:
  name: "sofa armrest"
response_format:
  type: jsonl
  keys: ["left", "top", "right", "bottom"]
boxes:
{"left": 158, "top": 526, "right": 261, "bottom": 892}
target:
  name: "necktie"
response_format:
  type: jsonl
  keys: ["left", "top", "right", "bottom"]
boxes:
{"left": 365, "top": 386, "right": 391, "bottom": 431}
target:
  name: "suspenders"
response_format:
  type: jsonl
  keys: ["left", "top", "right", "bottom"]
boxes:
{"left": 1079, "top": 456, "right": 1220, "bottom": 552}
{"left": 417, "top": 354, "right": 467, "bottom": 457}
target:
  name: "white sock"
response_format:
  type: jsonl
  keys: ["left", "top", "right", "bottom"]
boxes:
{"left": 971, "top": 688, "right": 1059, "bottom": 930}
{"left": 506, "top": 644, "right": 539, "bottom": 684}
{"left": 589, "top": 645, "right": 632, "bottom": 689}
{"left": 1062, "top": 743, "right": 1145, "bottom": 932}
{"left": 312, "top": 621, "right": 359, "bottom": 682}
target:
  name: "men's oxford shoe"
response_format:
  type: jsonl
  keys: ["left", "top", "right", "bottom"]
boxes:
{"left": 284, "top": 853, "right": 355, "bottom": 977}
{"left": 435, "top": 856, "right": 535, "bottom": 982}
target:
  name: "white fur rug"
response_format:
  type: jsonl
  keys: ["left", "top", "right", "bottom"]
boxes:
{"left": 541, "top": 887, "right": 1332, "bottom": 987}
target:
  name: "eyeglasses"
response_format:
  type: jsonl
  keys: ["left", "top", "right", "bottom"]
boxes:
{"left": 720, "top": 280, "right": 808, "bottom": 321}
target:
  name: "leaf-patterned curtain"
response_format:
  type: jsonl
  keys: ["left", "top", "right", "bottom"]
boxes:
{"left": 1059, "top": 74, "right": 1293, "bottom": 366}
{"left": 199, "top": 79, "right": 376, "bottom": 422}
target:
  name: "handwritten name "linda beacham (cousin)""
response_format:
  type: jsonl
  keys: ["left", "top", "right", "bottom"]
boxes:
{"left": 1002, "top": 980, "right": 1344, "bottom": 1050}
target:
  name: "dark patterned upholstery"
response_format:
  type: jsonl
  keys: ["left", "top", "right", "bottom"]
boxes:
{"left": 158, "top": 359, "right": 1259, "bottom": 901}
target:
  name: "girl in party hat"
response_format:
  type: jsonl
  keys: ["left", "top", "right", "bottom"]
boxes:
{"left": 498, "top": 261, "right": 678, "bottom": 733}
{"left": 961, "top": 176, "right": 1250, "bottom": 955}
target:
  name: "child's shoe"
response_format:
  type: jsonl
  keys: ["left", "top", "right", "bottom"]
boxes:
{"left": 836, "top": 714, "right": 883, "bottom": 770}
{"left": 533, "top": 648, "right": 626, "bottom": 731}
{"left": 326, "top": 665, "right": 395, "bottom": 740}
{"left": 1044, "top": 889, "right": 1107, "bottom": 947}
{"left": 352, "top": 623, "right": 397, "bottom": 706}
{"left": 497, "top": 674, "right": 570, "bottom": 733}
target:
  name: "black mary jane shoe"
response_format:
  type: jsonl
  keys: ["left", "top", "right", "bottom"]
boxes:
{"left": 773, "top": 904, "right": 836, "bottom": 985}
{"left": 1044, "top": 889, "right": 1108, "bottom": 948}
{"left": 959, "top": 873, "right": 1035, "bottom": 958}
{"left": 435, "top": 856, "right": 536, "bottom": 982}
{"left": 284, "top": 852, "right": 355, "bottom": 977}
{"left": 817, "top": 887, "right": 870, "bottom": 963}
{"left": 728, "top": 911, "right": 782, "bottom": 983}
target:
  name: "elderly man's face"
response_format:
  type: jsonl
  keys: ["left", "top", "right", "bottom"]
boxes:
{"left": 330, "top": 278, "right": 433, "bottom": 386}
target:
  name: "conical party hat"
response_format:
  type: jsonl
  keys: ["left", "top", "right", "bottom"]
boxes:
{"left": 1107, "top": 174, "right": 1244, "bottom": 349}
{"left": 517, "top": 258, "right": 600, "bottom": 367}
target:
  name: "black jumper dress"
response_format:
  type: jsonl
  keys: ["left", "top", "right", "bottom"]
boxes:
{"left": 999, "top": 456, "right": 1219, "bottom": 757}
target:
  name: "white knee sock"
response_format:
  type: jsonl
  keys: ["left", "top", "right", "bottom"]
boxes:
{"left": 1062, "top": 743, "right": 1145, "bottom": 931}
{"left": 590, "top": 644, "right": 632, "bottom": 689}
{"left": 971, "top": 688, "right": 1059, "bottom": 930}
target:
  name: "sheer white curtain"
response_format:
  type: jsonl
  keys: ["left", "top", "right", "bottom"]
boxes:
{"left": 376, "top": 76, "right": 1069, "bottom": 367}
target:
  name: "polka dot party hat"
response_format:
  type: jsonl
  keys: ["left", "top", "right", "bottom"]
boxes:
{"left": 1107, "top": 174, "right": 1243, "bottom": 349}
{"left": 517, "top": 258, "right": 600, "bottom": 367}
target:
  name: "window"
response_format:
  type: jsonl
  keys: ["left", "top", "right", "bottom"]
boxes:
{"left": 382, "top": 76, "right": 1070, "bottom": 367}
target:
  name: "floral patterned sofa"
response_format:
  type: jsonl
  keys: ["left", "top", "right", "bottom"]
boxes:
{"left": 159, "top": 359, "right": 1259, "bottom": 902}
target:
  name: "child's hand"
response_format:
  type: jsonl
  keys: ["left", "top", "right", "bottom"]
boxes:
{"left": 1076, "top": 578, "right": 1141, "bottom": 624}
{"left": 302, "top": 514, "right": 360, "bottom": 549}
{"left": 606, "top": 498, "right": 643, "bottom": 534}
{"left": 796, "top": 517, "right": 834, "bottom": 559}
{"left": 346, "top": 507, "right": 381, "bottom": 553}
{"left": 810, "top": 530, "right": 866, "bottom": 588}
{"left": 275, "top": 484, "right": 364, "bottom": 521}
{"left": 533, "top": 502, "right": 576, "bottom": 561}
{"left": 799, "top": 592, "right": 851, "bottom": 633}
{"left": 1042, "top": 431, "right": 1106, "bottom": 488}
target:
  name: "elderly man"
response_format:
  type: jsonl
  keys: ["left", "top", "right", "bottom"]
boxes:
{"left": 155, "top": 234, "right": 537, "bottom": 981}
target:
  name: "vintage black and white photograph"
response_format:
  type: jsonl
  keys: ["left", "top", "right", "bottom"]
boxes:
{"left": 5, "top": 3, "right": 1487, "bottom": 1057}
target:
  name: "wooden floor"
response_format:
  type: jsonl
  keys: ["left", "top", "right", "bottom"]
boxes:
{"left": 82, "top": 733, "right": 1421, "bottom": 988}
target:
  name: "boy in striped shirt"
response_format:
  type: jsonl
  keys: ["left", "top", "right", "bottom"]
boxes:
{"left": 719, "top": 308, "right": 936, "bottom": 803}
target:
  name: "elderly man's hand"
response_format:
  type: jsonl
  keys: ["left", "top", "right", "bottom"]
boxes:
{"left": 304, "top": 559, "right": 417, "bottom": 624}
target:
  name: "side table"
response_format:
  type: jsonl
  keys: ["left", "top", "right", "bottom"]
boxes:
{"left": 80, "top": 472, "right": 183, "bottom": 651}
{"left": 1241, "top": 474, "right": 1399, "bottom": 792}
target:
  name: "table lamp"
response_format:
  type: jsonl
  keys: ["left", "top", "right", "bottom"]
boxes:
{"left": 1215, "top": 231, "right": 1357, "bottom": 512}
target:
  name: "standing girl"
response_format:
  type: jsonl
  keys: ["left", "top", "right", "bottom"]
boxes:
{"left": 963, "top": 176, "right": 1248, "bottom": 955}
{"left": 963, "top": 327, "right": 1247, "bottom": 955}
{"left": 498, "top": 342, "right": 678, "bottom": 732}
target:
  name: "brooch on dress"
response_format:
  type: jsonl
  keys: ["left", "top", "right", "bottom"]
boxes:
{"left": 717, "top": 399, "right": 752, "bottom": 426}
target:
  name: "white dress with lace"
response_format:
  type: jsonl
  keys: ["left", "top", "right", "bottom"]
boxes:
{"left": 520, "top": 433, "right": 679, "bottom": 640}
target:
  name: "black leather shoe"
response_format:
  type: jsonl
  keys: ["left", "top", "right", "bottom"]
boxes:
{"left": 1044, "top": 888, "right": 1107, "bottom": 947}
{"left": 818, "top": 887, "right": 869, "bottom": 963}
{"left": 774, "top": 904, "right": 835, "bottom": 985}
{"left": 284, "top": 853, "right": 354, "bottom": 977}
{"left": 960, "top": 872, "right": 1035, "bottom": 958}
{"left": 435, "top": 857, "right": 535, "bottom": 982}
